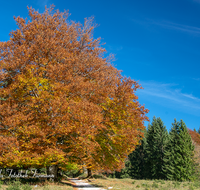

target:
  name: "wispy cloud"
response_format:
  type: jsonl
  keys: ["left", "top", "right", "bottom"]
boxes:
{"left": 152, "top": 20, "right": 200, "bottom": 35}
{"left": 136, "top": 81, "right": 200, "bottom": 112}
{"left": 131, "top": 17, "right": 200, "bottom": 35}
{"left": 181, "top": 93, "right": 199, "bottom": 100}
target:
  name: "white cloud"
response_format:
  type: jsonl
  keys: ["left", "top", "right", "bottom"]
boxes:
{"left": 181, "top": 93, "right": 199, "bottom": 100}
{"left": 131, "top": 17, "right": 200, "bottom": 36}
{"left": 136, "top": 81, "right": 200, "bottom": 111}
{"left": 152, "top": 20, "right": 200, "bottom": 35}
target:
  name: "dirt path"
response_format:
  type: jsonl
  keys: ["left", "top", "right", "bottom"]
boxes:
{"left": 69, "top": 178, "right": 106, "bottom": 190}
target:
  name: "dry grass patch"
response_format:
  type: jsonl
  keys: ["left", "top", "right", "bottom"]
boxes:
{"left": 0, "top": 185, "right": 73, "bottom": 190}
{"left": 89, "top": 178, "right": 200, "bottom": 190}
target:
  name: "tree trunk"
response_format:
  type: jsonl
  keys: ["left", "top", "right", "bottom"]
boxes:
{"left": 46, "top": 165, "right": 58, "bottom": 181}
{"left": 87, "top": 168, "right": 92, "bottom": 178}
{"left": 83, "top": 166, "right": 87, "bottom": 176}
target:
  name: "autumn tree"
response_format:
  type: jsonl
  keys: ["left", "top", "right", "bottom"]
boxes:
{"left": 0, "top": 5, "right": 148, "bottom": 178}
{"left": 189, "top": 129, "right": 200, "bottom": 146}
{"left": 188, "top": 129, "right": 200, "bottom": 179}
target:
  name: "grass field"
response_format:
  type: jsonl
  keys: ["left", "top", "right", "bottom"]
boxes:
{"left": 0, "top": 186, "right": 73, "bottom": 190}
{"left": 0, "top": 180, "right": 74, "bottom": 190}
{"left": 88, "top": 178, "right": 200, "bottom": 190}
{"left": 1, "top": 178, "right": 200, "bottom": 190}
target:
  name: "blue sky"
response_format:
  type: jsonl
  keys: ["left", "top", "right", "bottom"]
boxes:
{"left": 1, "top": 0, "right": 200, "bottom": 131}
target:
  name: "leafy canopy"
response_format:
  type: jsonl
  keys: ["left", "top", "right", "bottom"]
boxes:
{"left": 0, "top": 5, "right": 148, "bottom": 171}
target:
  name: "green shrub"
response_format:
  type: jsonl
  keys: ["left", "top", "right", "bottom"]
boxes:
{"left": 6, "top": 180, "right": 21, "bottom": 190}
{"left": 142, "top": 183, "right": 148, "bottom": 187}
{"left": 21, "top": 184, "right": 32, "bottom": 190}
{"left": 132, "top": 180, "right": 135, "bottom": 184}
{"left": 152, "top": 182, "right": 159, "bottom": 188}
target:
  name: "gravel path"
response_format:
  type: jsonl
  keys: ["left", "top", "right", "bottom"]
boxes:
{"left": 69, "top": 178, "right": 106, "bottom": 190}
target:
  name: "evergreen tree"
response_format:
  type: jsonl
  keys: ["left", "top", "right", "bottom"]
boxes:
{"left": 163, "top": 119, "right": 195, "bottom": 181}
{"left": 128, "top": 129, "right": 147, "bottom": 179}
{"left": 146, "top": 116, "right": 169, "bottom": 179}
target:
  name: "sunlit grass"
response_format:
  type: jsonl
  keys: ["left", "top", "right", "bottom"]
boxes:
{"left": 0, "top": 179, "right": 74, "bottom": 190}
{"left": 88, "top": 178, "right": 200, "bottom": 190}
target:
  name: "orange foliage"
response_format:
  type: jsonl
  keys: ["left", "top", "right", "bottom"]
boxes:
{"left": 188, "top": 129, "right": 200, "bottom": 170}
{"left": 188, "top": 129, "right": 200, "bottom": 146}
{"left": 0, "top": 5, "right": 148, "bottom": 171}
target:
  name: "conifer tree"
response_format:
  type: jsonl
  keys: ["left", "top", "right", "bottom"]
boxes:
{"left": 163, "top": 119, "right": 195, "bottom": 181}
{"left": 128, "top": 129, "right": 147, "bottom": 179}
{"left": 146, "top": 116, "right": 169, "bottom": 179}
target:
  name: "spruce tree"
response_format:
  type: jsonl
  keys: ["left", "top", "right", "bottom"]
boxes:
{"left": 128, "top": 129, "right": 147, "bottom": 179}
{"left": 163, "top": 119, "right": 195, "bottom": 181}
{"left": 146, "top": 116, "right": 169, "bottom": 179}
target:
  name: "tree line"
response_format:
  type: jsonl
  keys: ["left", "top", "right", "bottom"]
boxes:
{"left": 111, "top": 117, "right": 196, "bottom": 181}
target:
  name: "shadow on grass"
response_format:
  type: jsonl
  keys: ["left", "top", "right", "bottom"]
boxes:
{"left": 89, "top": 183, "right": 104, "bottom": 188}
{"left": 87, "top": 179, "right": 105, "bottom": 188}
{"left": 59, "top": 181, "right": 73, "bottom": 187}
